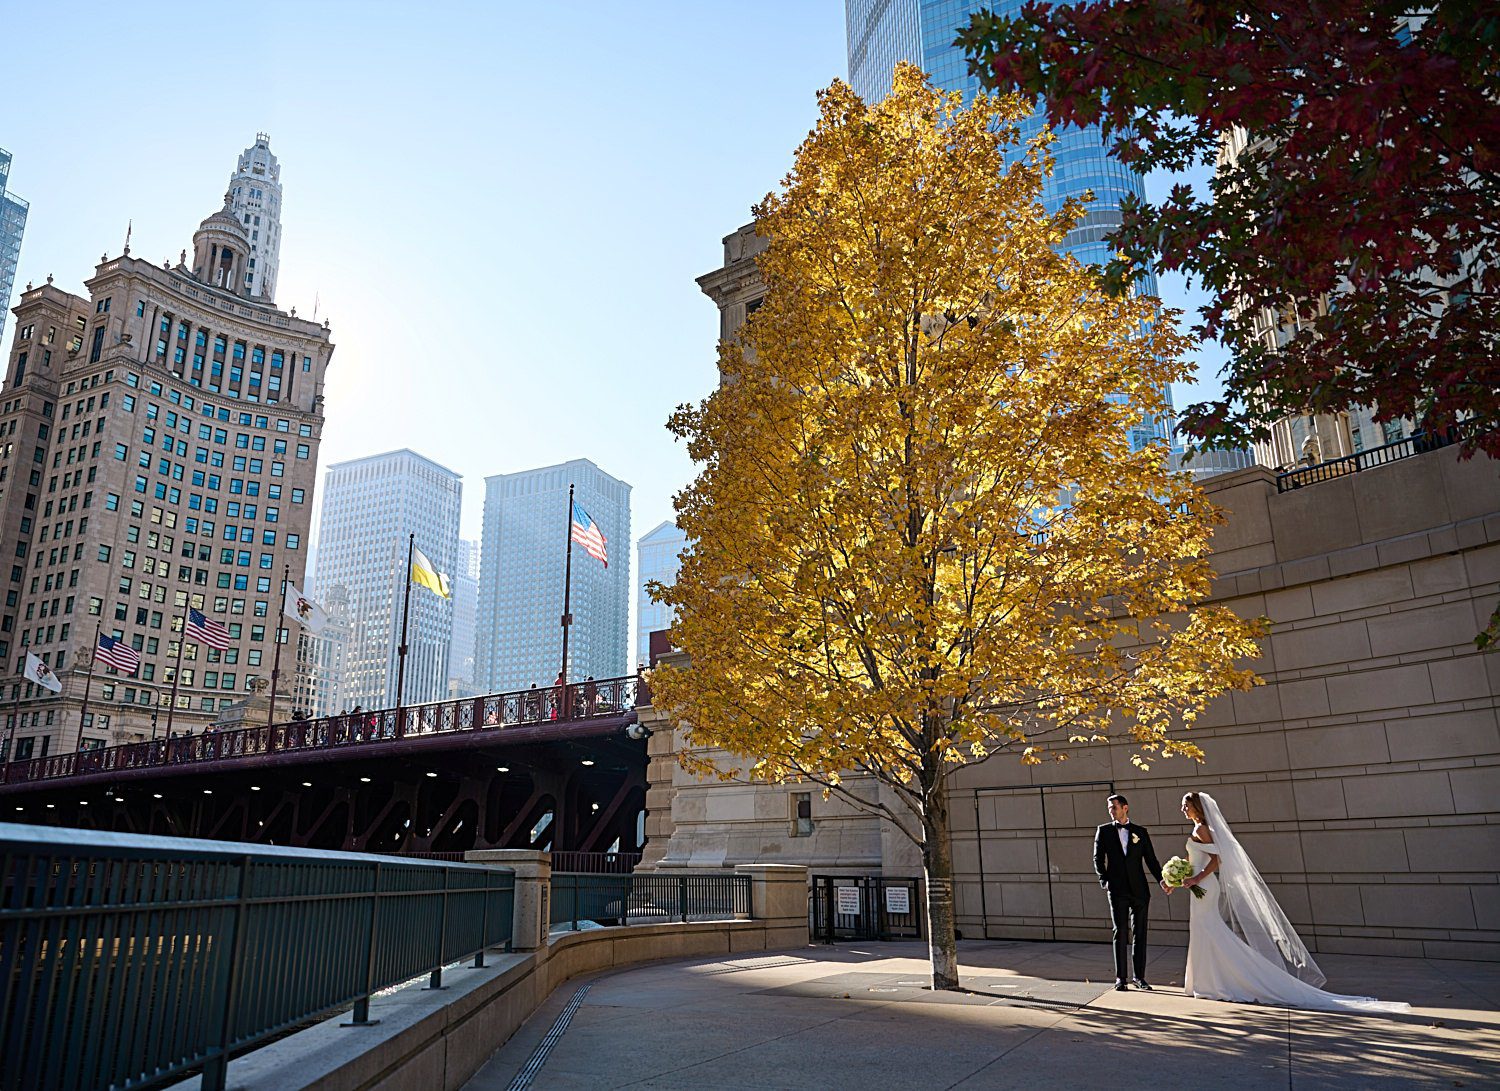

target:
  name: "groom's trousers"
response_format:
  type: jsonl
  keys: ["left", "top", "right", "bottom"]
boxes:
{"left": 1108, "top": 892, "right": 1149, "bottom": 982}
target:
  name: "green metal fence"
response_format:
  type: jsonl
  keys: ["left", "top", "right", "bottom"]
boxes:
{"left": 0, "top": 823, "right": 514, "bottom": 1091}
{"left": 550, "top": 871, "right": 750, "bottom": 932}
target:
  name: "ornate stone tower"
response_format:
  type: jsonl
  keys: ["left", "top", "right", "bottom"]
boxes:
{"left": 226, "top": 134, "right": 283, "bottom": 302}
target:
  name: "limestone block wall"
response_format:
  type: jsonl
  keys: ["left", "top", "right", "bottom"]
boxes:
{"left": 643, "top": 446, "right": 1500, "bottom": 960}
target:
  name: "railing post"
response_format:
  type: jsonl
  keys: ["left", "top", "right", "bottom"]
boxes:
{"left": 201, "top": 854, "right": 254, "bottom": 1091}
{"left": 425, "top": 869, "right": 450, "bottom": 990}
{"left": 678, "top": 876, "right": 688, "bottom": 923}
{"left": 475, "top": 873, "right": 491, "bottom": 968}
{"left": 736, "top": 864, "right": 811, "bottom": 946}
{"left": 343, "top": 860, "right": 382, "bottom": 1027}
{"left": 464, "top": 850, "right": 549, "bottom": 951}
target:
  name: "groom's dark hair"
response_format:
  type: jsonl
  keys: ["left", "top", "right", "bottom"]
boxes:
{"left": 1107, "top": 793, "right": 1129, "bottom": 806}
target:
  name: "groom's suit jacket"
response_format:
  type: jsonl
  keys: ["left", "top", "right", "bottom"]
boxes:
{"left": 1094, "top": 822, "right": 1164, "bottom": 902}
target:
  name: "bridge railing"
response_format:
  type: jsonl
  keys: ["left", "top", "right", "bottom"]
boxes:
{"left": 550, "top": 871, "right": 752, "bottom": 932}
{"left": 0, "top": 674, "right": 644, "bottom": 786}
{"left": 0, "top": 823, "right": 515, "bottom": 1091}
{"left": 1275, "top": 422, "right": 1470, "bottom": 492}
{"left": 550, "top": 850, "right": 643, "bottom": 874}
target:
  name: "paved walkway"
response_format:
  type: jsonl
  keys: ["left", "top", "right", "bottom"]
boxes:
{"left": 467, "top": 939, "right": 1500, "bottom": 1089}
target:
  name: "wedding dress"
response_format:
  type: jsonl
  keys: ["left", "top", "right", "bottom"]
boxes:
{"left": 1183, "top": 795, "right": 1409, "bottom": 1014}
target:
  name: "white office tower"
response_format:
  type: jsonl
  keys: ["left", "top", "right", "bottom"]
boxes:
{"left": 314, "top": 449, "right": 461, "bottom": 708}
{"left": 227, "top": 134, "right": 283, "bottom": 301}
{"left": 448, "top": 538, "right": 481, "bottom": 696}
{"left": 635, "top": 520, "right": 689, "bottom": 667}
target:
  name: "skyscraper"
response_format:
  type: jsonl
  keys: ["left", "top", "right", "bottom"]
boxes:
{"left": 0, "top": 148, "right": 29, "bottom": 342}
{"left": 303, "top": 584, "right": 353, "bottom": 718}
{"left": 0, "top": 184, "right": 332, "bottom": 758}
{"left": 226, "top": 134, "right": 283, "bottom": 302}
{"left": 635, "top": 520, "right": 688, "bottom": 668}
{"left": 448, "top": 537, "right": 480, "bottom": 696}
{"left": 846, "top": 0, "right": 1170, "bottom": 451}
{"left": 477, "top": 459, "right": 630, "bottom": 692}
{"left": 313, "top": 449, "right": 461, "bottom": 709}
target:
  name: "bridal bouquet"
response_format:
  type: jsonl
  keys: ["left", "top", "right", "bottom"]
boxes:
{"left": 1163, "top": 856, "right": 1205, "bottom": 899}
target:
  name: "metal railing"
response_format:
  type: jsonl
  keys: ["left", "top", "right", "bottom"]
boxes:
{"left": 549, "top": 850, "right": 642, "bottom": 874}
{"left": 810, "top": 875, "right": 924, "bottom": 943}
{"left": 1275, "top": 424, "right": 1468, "bottom": 492}
{"left": 0, "top": 824, "right": 515, "bottom": 1091}
{"left": 550, "top": 872, "right": 750, "bottom": 932}
{"left": 0, "top": 674, "right": 644, "bottom": 787}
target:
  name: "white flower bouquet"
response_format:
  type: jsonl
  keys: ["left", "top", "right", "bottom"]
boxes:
{"left": 1163, "top": 855, "right": 1205, "bottom": 899}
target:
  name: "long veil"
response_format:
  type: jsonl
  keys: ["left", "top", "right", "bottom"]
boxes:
{"left": 1199, "top": 792, "right": 1326, "bottom": 987}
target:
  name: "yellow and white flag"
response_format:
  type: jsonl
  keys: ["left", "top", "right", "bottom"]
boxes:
{"left": 411, "top": 545, "right": 452, "bottom": 599}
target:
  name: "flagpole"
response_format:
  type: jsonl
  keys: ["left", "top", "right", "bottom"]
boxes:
{"left": 164, "top": 611, "right": 187, "bottom": 738}
{"left": 559, "top": 483, "right": 576, "bottom": 688}
{"left": 77, "top": 621, "right": 101, "bottom": 751}
{"left": 395, "top": 533, "right": 414, "bottom": 712}
{"left": 268, "top": 564, "right": 290, "bottom": 731}
{"left": 5, "top": 674, "right": 18, "bottom": 763}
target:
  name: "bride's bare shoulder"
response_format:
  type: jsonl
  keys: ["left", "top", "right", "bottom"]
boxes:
{"left": 1190, "top": 823, "right": 1215, "bottom": 845}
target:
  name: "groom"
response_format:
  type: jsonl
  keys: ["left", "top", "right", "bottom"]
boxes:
{"left": 1094, "top": 793, "right": 1164, "bottom": 991}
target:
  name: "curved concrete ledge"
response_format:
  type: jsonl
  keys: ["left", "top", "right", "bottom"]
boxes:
{"left": 173, "top": 909, "right": 808, "bottom": 1090}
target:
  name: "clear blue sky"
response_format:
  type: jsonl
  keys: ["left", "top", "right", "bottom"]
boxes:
{"left": 2, "top": 0, "right": 1220, "bottom": 556}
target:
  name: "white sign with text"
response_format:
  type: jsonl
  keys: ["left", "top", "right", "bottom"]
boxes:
{"left": 836, "top": 886, "right": 861, "bottom": 916}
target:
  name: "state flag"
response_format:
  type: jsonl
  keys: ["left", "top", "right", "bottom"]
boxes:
{"left": 24, "top": 652, "right": 62, "bottom": 694}
{"left": 284, "top": 583, "right": 329, "bottom": 634}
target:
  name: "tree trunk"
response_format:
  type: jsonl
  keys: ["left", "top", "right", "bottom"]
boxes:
{"left": 923, "top": 784, "right": 961, "bottom": 990}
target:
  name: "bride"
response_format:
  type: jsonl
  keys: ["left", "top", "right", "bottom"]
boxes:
{"left": 1170, "top": 791, "right": 1409, "bottom": 1013}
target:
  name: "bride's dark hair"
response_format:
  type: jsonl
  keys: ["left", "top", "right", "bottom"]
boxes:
{"left": 1182, "top": 792, "right": 1206, "bottom": 821}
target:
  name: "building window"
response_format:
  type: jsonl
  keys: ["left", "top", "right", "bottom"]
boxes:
{"left": 790, "top": 792, "right": 813, "bottom": 838}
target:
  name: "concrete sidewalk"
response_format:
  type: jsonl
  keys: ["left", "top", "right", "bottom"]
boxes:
{"left": 466, "top": 939, "right": 1500, "bottom": 1089}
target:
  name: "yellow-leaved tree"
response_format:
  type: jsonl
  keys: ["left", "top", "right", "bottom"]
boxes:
{"left": 652, "top": 64, "right": 1265, "bottom": 990}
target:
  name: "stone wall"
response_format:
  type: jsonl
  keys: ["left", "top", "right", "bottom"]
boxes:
{"left": 643, "top": 446, "right": 1500, "bottom": 960}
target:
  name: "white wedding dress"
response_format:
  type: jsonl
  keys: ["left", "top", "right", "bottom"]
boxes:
{"left": 1184, "top": 839, "right": 1409, "bottom": 1013}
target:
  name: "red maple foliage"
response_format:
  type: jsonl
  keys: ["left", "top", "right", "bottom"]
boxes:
{"left": 956, "top": 1, "right": 1500, "bottom": 458}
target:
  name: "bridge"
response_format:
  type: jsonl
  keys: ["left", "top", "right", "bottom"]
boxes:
{"left": 0, "top": 675, "right": 649, "bottom": 856}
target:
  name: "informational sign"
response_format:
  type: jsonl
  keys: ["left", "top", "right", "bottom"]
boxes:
{"left": 885, "top": 885, "right": 911, "bottom": 915}
{"left": 836, "top": 886, "right": 861, "bottom": 916}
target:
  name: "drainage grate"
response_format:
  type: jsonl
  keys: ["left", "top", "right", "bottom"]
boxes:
{"left": 506, "top": 982, "right": 592, "bottom": 1090}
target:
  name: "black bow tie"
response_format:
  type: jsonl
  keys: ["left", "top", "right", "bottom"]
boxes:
{"left": 1114, "top": 822, "right": 1128, "bottom": 828}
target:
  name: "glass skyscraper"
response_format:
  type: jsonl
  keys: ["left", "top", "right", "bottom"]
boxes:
{"left": 635, "top": 520, "right": 689, "bottom": 669}
{"left": 847, "top": 1, "right": 1170, "bottom": 450}
{"left": 0, "top": 149, "right": 29, "bottom": 343}
{"left": 477, "top": 458, "right": 630, "bottom": 693}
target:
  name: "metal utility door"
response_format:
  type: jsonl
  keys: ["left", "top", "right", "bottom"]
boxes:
{"left": 962, "top": 780, "right": 1113, "bottom": 941}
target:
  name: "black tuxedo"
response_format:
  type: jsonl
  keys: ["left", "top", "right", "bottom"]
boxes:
{"left": 1094, "top": 821, "right": 1164, "bottom": 983}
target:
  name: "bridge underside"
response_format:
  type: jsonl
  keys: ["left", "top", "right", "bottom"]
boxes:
{"left": 0, "top": 729, "right": 647, "bottom": 856}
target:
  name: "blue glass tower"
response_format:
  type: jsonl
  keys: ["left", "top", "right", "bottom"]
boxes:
{"left": 847, "top": 1, "right": 1170, "bottom": 450}
{"left": 0, "top": 149, "right": 29, "bottom": 343}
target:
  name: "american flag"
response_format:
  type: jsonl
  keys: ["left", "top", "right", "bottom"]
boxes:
{"left": 185, "top": 607, "right": 232, "bottom": 650}
{"left": 95, "top": 633, "right": 141, "bottom": 675}
{"left": 571, "top": 502, "right": 608, "bottom": 567}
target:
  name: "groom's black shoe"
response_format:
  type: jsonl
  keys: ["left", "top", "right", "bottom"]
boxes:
{"left": 1132, "top": 979, "right": 1153, "bottom": 991}
{"left": 1114, "top": 980, "right": 1129, "bottom": 991}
